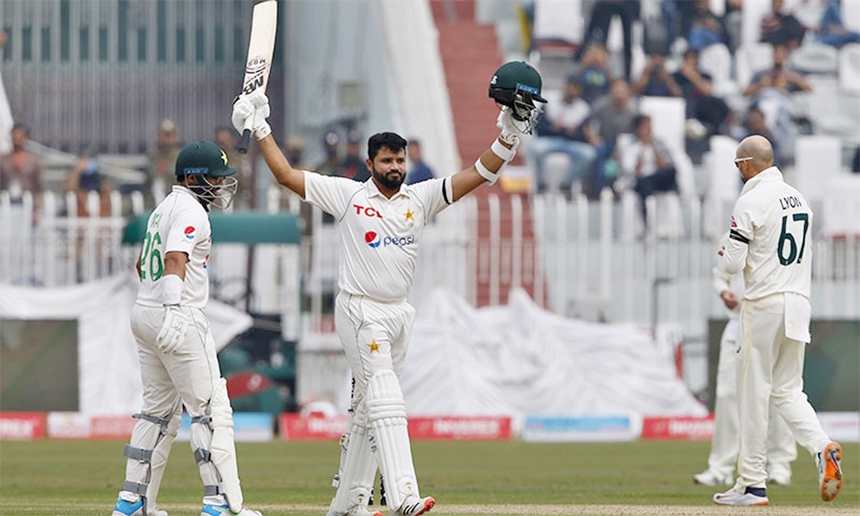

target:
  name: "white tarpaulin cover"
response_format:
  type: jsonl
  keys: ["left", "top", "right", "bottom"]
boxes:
{"left": 398, "top": 288, "right": 708, "bottom": 418}
{"left": 0, "top": 272, "right": 252, "bottom": 414}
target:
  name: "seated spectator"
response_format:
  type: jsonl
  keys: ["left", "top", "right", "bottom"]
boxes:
{"left": 632, "top": 53, "right": 682, "bottom": 97}
{"left": 814, "top": 0, "right": 860, "bottom": 48}
{"left": 585, "top": 79, "right": 638, "bottom": 199}
{"left": 760, "top": 0, "right": 807, "bottom": 50}
{"left": 617, "top": 114, "right": 678, "bottom": 224}
{"left": 576, "top": 42, "right": 614, "bottom": 105}
{"left": 405, "top": 139, "right": 435, "bottom": 185}
{"left": 528, "top": 76, "right": 599, "bottom": 195}
{"left": 731, "top": 104, "right": 783, "bottom": 168}
{"left": 742, "top": 44, "right": 812, "bottom": 160}
{"left": 687, "top": 0, "right": 728, "bottom": 53}
{"left": 673, "top": 49, "right": 732, "bottom": 153}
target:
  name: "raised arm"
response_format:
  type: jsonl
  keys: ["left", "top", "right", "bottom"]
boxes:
{"left": 449, "top": 108, "right": 520, "bottom": 202}
{"left": 231, "top": 93, "right": 306, "bottom": 198}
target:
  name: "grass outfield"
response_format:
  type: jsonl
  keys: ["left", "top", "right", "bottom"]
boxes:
{"left": 0, "top": 440, "right": 856, "bottom": 515}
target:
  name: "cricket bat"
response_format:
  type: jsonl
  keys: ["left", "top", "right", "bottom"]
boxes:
{"left": 238, "top": 0, "right": 278, "bottom": 154}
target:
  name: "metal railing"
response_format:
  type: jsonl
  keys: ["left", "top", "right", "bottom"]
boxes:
{"left": 2, "top": 189, "right": 857, "bottom": 342}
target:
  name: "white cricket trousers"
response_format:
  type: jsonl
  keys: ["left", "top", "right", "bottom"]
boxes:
{"left": 736, "top": 294, "right": 831, "bottom": 489}
{"left": 130, "top": 304, "right": 223, "bottom": 420}
{"left": 707, "top": 318, "right": 796, "bottom": 479}
{"left": 335, "top": 292, "right": 415, "bottom": 409}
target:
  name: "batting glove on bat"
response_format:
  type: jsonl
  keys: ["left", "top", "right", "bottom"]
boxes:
{"left": 231, "top": 92, "right": 272, "bottom": 141}
{"left": 156, "top": 305, "right": 190, "bottom": 354}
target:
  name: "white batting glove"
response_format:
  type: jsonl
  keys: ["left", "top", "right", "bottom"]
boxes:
{"left": 155, "top": 305, "right": 189, "bottom": 354}
{"left": 231, "top": 93, "right": 271, "bottom": 140}
{"left": 496, "top": 106, "right": 520, "bottom": 145}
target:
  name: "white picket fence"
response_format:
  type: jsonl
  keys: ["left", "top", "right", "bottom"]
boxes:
{"left": 1, "top": 188, "right": 858, "bottom": 342}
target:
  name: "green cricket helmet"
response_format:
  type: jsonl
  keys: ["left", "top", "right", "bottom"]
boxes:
{"left": 174, "top": 140, "right": 238, "bottom": 209}
{"left": 488, "top": 61, "right": 547, "bottom": 133}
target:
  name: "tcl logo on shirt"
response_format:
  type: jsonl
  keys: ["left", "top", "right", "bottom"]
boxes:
{"left": 353, "top": 204, "right": 383, "bottom": 218}
{"left": 365, "top": 231, "right": 414, "bottom": 248}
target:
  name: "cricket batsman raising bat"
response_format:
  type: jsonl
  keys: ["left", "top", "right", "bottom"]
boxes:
{"left": 237, "top": 0, "right": 277, "bottom": 154}
{"left": 231, "top": 61, "right": 546, "bottom": 516}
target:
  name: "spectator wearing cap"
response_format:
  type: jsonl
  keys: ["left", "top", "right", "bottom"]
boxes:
{"left": 405, "top": 139, "right": 435, "bottom": 185}
{"left": 528, "top": 74, "right": 599, "bottom": 196}
{"left": 144, "top": 118, "right": 181, "bottom": 208}
{"left": 315, "top": 129, "right": 341, "bottom": 176}
{"left": 335, "top": 131, "right": 370, "bottom": 182}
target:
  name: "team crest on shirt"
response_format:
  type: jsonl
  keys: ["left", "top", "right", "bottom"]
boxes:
{"left": 184, "top": 226, "right": 196, "bottom": 240}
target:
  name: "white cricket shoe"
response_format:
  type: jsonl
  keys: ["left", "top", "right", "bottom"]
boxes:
{"left": 817, "top": 441, "right": 843, "bottom": 502}
{"left": 200, "top": 504, "right": 262, "bottom": 516}
{"left": 326, "top": 506, "right": 383, "bottom": 516}
{"left": 713, "top": 485, "right": 769, "bottom": 506}
{"left": 398, "top": 496, "right": 435, "bottom": 516}
{"left": 693, "top": 470, "right": 732, "bottom": 486}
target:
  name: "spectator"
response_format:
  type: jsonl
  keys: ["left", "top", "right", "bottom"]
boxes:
{"left": 586, "top": 79, "right": 638, "bottom": 199}
{"left": 577, "top": 0, "right": 640, "bottom": 81}
{"left": 405, "top": 139, "right": 435, "bottom": 185}
{"left": 760, "top": 0, "right": 807, "bottom": 50}
{"left": 315, "top": 129, "right": 341, "bottom": 176}
{"left": 632, "top": 53, "right": 682, "bottom": 97}
{"left": 335, "top": 131, "right": 370, "bottom": 182}
{"left": 731, "top": 104, "right": 783, "bottom": 168}
{"left": 617, "top": 114, "right": 678, "bottom": 225}
{"left": 528, "top": 75, "right": 599, "bottom": 195}
{"left": 64, "top": 154, "right": 112, "bottom": 217}
{"left": 672, "top": 49, "right": 733, "bottom": 162}
{"left": 576, "top": 42, "right": 615, "bottom": 104}
{"left": 814, "top": 0, "right": 860, "bottom": 48}
{"left": 687, "top": 0, "right": 729, "bottom": 53}
{"left": 215, "top": 126, "right": 251, "bottom": 209}
{"left": 144, "top": 118, "right": 181, "bottom": 209}
{"left": 0, "top": 123, "right": 45, "bottom": 224}
{"left": 742, "top": 44, "right": 812, "bottom": 162}
{"left": 285, "top": 136, "right": 310, "bottom": 170}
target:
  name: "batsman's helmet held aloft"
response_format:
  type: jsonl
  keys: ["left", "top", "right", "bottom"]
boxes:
{"left": 175, "top": 140, "right": 237, "bottom": 178}
{"left": 489, "top": 61, "right": 547, "bottom": 131}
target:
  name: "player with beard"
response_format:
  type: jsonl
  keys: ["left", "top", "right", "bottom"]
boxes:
{"left": 232, "top": 75, "right": 535, "bottom": 515}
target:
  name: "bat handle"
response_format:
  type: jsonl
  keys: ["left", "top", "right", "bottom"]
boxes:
{"left": 238, "top": 128, "right": 252, "bottom": 154}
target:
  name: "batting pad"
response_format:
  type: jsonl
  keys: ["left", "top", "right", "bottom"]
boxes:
{"left": 191, "top": 379, "right": 244, "bottom": 513}
{"left": 120, "top": 411, "right": 175, "bottom": 504}
{"left": 366, "top": 370, "right": 419, "bottom": 512}
{"left": 328, "top": 409, "right": 377, "bottom": 515}
{"left": 146, "top": 402, "right": 182, "bottom": 511}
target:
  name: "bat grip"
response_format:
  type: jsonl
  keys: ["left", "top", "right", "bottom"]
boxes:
{"left": 238, "top": 128, "right": 252, "bottom": 155}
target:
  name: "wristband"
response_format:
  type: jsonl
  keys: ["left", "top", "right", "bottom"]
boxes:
{"left": 498, "top": 128, "right": 518, "bottom": 146}
{"left": 161, "top": 274, "right": 184, "bottom": 306}
{"left": 474, "top": 158, "right": 499, "bottom": 185}
{"left": 255, "top": 121, "right": 272, "bottom": 141}
{"left": 491, "top": 137, "right": 516, "bottom": 162}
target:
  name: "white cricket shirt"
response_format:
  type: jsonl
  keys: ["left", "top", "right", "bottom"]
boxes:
{"left": 136, "top": 185, "right": 212, "bottom": 309}
{"left": 304, "top": 172, "right": 453, "bottom": 302}
{"left": 717, "top": 167, "right": 812, "bottom": 301}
